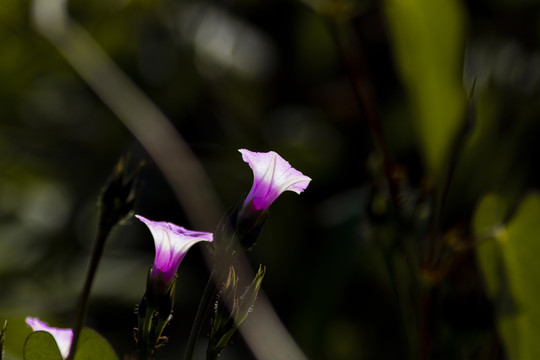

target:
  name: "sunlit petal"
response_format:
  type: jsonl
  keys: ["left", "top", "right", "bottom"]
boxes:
{"left": 239, "top": 149, "right": 311, "bottom": 210}
{"left": 26, "top": 317, "right": 73, "bottom": 359}
{"left": 136, "top": 215, "right": 213, "bottom": 284}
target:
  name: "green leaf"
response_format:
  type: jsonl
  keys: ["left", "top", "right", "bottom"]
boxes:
{"left": 23, "top": 331, "right": 63, "bottom": 360}
{"left": 73, "top": 328, "right": 118, "bottom": 360}
{"left": 473, "top": 194, "right": 517, "bottom": 330}
{"left": 474, "top": 193, "right": 540, "bottom": 359}
{"left": 473, "top": 194, "right": 507, "bottom": 237}
{"left": 383, "top": 0, "right": 466, "bottom": 179}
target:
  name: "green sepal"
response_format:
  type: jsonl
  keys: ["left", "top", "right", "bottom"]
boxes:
{"left": 235, "top": 265, "right": 266, "bottom": 326}
{"left": 214, "top": 200, "right": 269, "bottom": 265}
{"left": 207, "top": 265, "right": 266, "bottom": 358}
{"left": 212, "top": 267, "right": 239, "bottom": 337}
{"left": 234, "top": 199, "right": 268, "bottom": 251}
{"left": 207, "top": 267, "right": 238, "bottom": 359}
{"left": 135, "top": 269, "right": 177, "bottom": 359}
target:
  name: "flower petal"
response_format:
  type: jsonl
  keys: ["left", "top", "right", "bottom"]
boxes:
{"left": 26, "top": 317, "right": 73, "bottom": 359}
{"left": 136, "top": 215, "right": 213, "bottom": 284}
{"left": 239, "top": 149, "right": 311, "bottom": 210}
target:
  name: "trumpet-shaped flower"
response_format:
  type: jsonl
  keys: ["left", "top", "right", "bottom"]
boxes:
{"left": 26, "top": 317, "right": 73, "bottom": 359}
{"left": 239, "top": 149, "right": 311, "bottom": 211}
{"left": 136, "top": 215, "right": 213, "bottom": 285}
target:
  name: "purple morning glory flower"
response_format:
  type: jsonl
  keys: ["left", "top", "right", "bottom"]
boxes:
{"left": 26, "top": 317, "right": 73, "bottom": 359}
{"left": 136, "top": 215, "right": 213, "bottom": 285}
{"left": 239, "top": 149, "right": 311, "bottom": 211}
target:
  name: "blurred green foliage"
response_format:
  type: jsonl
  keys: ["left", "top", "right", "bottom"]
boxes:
{"left": 1, "top": 0, "right": 540, "bottom": 359}
{"left": 383, "top": 0, "right": 466, "bottom": 181}
{"left": 476, "top": 194, "right": 540, "bottom": 360}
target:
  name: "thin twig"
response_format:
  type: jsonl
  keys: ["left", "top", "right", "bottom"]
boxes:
{"left": 67, "top": 223, "right": 111, "bottom": 360}
{"left": 427, "top": 81, "right": 476, "bottom": 266}
{"left": 327, "top": 18, "right": 401, "bottom": 208}
{"left": 184, "top": 268, "right": 219, "bottom": 360}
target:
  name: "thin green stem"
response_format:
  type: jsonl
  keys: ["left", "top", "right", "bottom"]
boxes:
{"left": 206, "top": 348, "right": 219, "bottom": 360}
{"left": 382, "top": 248, "right": 419, "bottom": 360}
{"left": 184, "top": 268, "right": 219, "bottom": 360}
{"left": 138, "top": 349, "right": 152, "bottom": 360}
{"left": 427, "top": 85, "right": 475, "bottom": 266}
{"left": 67, "top": 220, "right": 113, "bottom": 360}
{"left": 137, "top": 303, "right": 156, "bottom": 360}
{"left": 327, "top": 18, "right": 401, "bottom": 209}
{"left": 137, "top": 304, "right": 161, "bottom": 360}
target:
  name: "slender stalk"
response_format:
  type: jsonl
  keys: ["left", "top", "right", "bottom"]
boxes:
{"left": 327, "top": 19, "right": 401, "bottom": 209}
{"left": 137, "top": 300, "right": 156, "bottom": 360}
{"left": 67, "top": 220, "right": 113, "bottom": 360}
{"left": 138, "top": 347, "right": 152, "bottom": 360}
{"left": 137, "top": 301, "right": 161, "bottom": 360}
{"left": 206, "top": 348, "right": 219, "bottom": 360}
{"left": 426, "top": 82, "right": 475, "bottom": 266}
{"left": 184, "top": 268, "right": 219, "bottom": 360}
{"left": 382, "top": 248, "right": 418, "bottom": 360}
{"left": 418, "top": 104, "right": 473, "bottom": 359}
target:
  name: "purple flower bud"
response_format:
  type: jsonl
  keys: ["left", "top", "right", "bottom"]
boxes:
{"left": 25, "top": 317, "right": 73, "bottom": 359}
{"left": 135, "top": 215, "right": 213, "bottom": 285}
{"left": 239, "top": 149, "right": 311, "bottom": 211}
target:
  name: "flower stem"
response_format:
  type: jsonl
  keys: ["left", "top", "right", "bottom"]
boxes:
{"left": 184, "top": 267, "right": 219, "bottom": 360}
{"left": 205, "top": 348, "right": 219, "bottom": 360}
{"left": 67, "top": 220, "right": 113, "bottom": 360}
{"left": 137, "top": 302, "right": 158, "bottom": 360}
{"left": 138, "top": 349, "right": 153, "bottom": 360}
{"left": 327, "top": 19, "right": 401, "bottom": 210}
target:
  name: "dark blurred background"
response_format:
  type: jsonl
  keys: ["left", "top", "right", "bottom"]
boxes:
{"left": 2, "top": 0, "right": 540, "bottom": 359}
